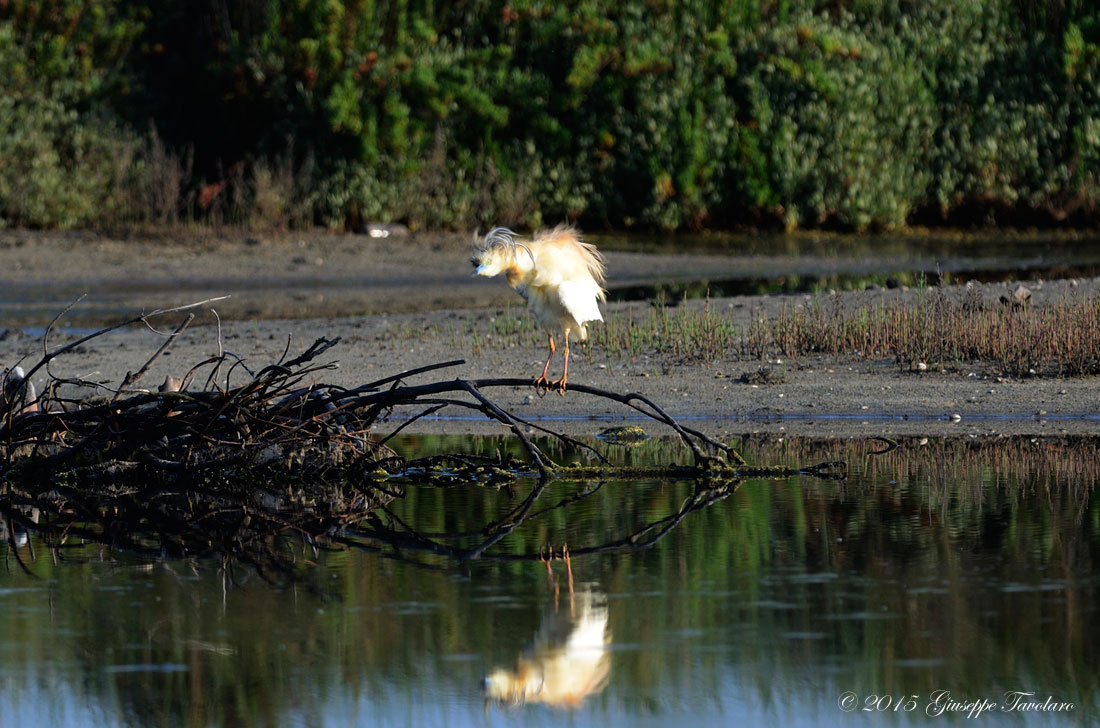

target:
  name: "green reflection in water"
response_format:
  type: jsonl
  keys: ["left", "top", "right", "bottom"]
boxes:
{"left": 1, "top": 435, "right": 1098, "bottom": 727}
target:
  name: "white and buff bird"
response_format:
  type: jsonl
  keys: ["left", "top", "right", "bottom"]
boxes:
{"left": 472, "top": 225, "right": 606, "bottom": 394}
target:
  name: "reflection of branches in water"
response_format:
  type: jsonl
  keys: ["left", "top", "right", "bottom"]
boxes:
{"left": 331, "top": 456, "right": 846, "bottom": 568}
{"left": 2, "top": 462, "right": 841, "bottom": 580}
{"left": 0, "top": 470, "right": 395, "bottom": 585}
{"left": 337, "top": 478, "right": 741, "bottom": 567}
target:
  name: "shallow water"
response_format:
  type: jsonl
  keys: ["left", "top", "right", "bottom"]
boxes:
{"left": 599, "top": 230, "right": 1100, "bottom": 300}
{"left": 5, "top": 232, "right": 1100, "bottom": 331}
{"left": 1, "top": 436, "right": 1097, "bottom": 727}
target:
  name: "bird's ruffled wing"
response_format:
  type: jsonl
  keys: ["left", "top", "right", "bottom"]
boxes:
{"left": 557, "top": 279, "right": 604, "bottom": 325}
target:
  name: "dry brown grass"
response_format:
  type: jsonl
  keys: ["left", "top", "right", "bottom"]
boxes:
{"left": 754, "top": 287, "right": 1100, "bottom": 376}
{"left": 129, "top": 125, "right": 193, "bottom": 226}
{"left": 479, "top": 286, "right": 1100, "bottom": 377}
{"left": 248, "top": 142, "right": 315, "bottom": 230}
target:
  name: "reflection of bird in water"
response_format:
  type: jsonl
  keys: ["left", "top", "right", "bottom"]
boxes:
{"left": 472, "top": 225, "right": 606, "bottom": 394}
{"left": 482, "top": 581, "right": 611, "bottom": 710}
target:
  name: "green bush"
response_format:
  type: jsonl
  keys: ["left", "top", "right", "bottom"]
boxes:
{"left": 1064, "top": 13, "right": 1100, "bottom": 210}
{"left": 730, "top": 11, "right": 934, "bottom": 230}
{"left": 0, "top": 0, "right": 150, "bottom": 228}
{"left": 0, "top": 21, "right": 140, "bottom": 228}
{"left": 469, "top": 2, "right": 741, "bottom": 230}
{"left": 905, "top": 2, "right": 1069, "bottom": 218}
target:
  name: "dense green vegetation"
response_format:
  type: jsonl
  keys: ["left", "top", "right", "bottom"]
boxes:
{"left": 1, "top": 0, "right": 1098, "bottom": 231}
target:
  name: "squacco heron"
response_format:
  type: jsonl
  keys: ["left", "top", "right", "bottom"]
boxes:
{"left": 472, "top": 225, "right": 606, "bottom": 394}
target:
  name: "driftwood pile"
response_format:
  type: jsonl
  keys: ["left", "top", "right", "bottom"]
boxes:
{"left": 0, "top": 301, "right": 845, "bottom": 577}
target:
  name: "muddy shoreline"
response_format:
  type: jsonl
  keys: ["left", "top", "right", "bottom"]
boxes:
{"left": 3, "top": 229, "right": 1100, "bottom": 440}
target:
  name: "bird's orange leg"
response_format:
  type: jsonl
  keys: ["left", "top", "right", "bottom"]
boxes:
{"left": 562, "top": 543, "right": 574, "bottom": 604}
{"left": 540, "top": 546, "right": 562, "bottom": 604}
{"left": 550, "top": 338, "right": 570, "bottom": 395}
{"left": 534, "top": 334, "right": 556, "bottom": 395}
{"left": 540, "top": 546, "right": 555, "bottom": 580}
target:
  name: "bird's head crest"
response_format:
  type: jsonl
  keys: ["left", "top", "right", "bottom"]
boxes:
{"left": 472, "top": 227, "right": 535, "bottom": 274}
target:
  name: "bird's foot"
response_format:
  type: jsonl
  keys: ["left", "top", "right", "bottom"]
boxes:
{"left": 541, "top": 543, "right": 575, "bottom": 604}
{"left": 533, "top": 375, "right": 552, "bottom": 397}
{"left": 549, "top": 377, "right": 567, "bottom": 396}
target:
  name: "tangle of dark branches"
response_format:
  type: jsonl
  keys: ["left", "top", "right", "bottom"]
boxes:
{"left": 1, "top": 300, "right": 846, "bottom": 579}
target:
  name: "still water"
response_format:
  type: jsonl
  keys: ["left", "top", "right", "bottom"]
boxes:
{"left": 1, "top": 436, "right": 1097, "bottom": 727}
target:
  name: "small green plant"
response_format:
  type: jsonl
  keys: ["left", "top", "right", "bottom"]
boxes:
{"left": 489, "top": 303, "right": 539, "bottom": 342}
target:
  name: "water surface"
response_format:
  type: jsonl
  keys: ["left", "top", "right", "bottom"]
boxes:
{"left": 1, "top": 436, "right": 1097, "bottom": 726}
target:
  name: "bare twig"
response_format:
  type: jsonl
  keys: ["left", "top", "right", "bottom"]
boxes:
{"left": 28, "top": 295, "right": 230, "bottom": 392}
{"left": 113, "top": 314, "right": 195, "bottom": 402}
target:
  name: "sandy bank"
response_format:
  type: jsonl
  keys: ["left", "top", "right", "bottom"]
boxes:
{"left": 2, "top": 229, "right": 1099, "bottom": 440}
